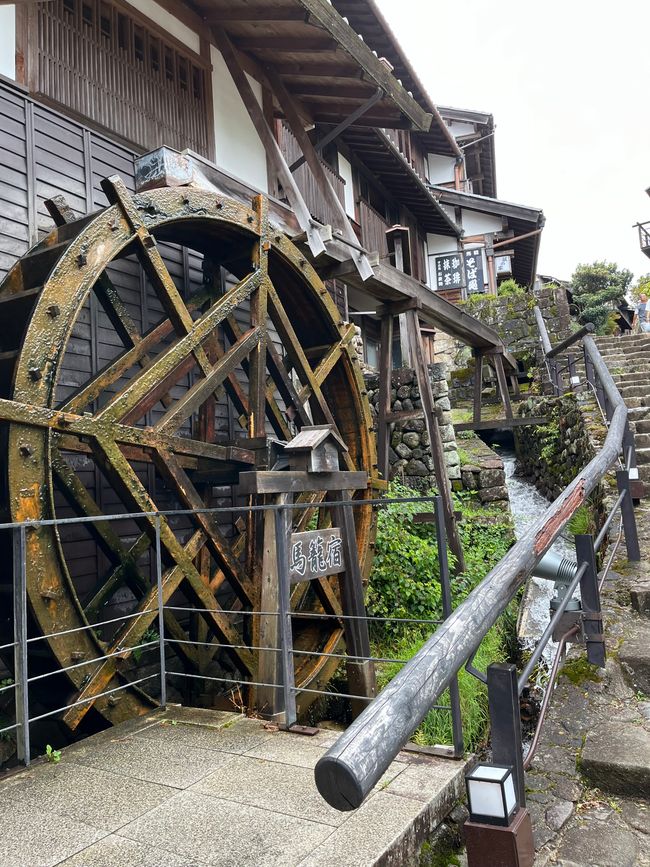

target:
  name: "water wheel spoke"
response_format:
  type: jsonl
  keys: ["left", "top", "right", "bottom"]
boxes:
{"left": 223, "top": 313, "right": 297, "bottom": 437}
{"left": 61, "top": 528, "right": 206, "bottom": 729}
{"left": 157, "top": 326, "right": 262, "bottom": 435}
{"left": 267, "top": 285, "right": 356, "bottom": 471}
{"left": 153, "top": 447, "right": 254, "bottom": 605}
{"left": 296, "top": 324, "right": 357, "bottom": 404}
{"left": 95, "top": 269, "right": 261, "bottom": 424}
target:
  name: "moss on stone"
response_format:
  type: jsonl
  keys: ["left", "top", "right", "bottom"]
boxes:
{"left": 561, "top": 657, "right": 602, "bottom": 686}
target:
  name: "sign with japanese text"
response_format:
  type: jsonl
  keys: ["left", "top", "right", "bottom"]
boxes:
{"left": 433, "top": 250, "right": 486, "bottom": 294}
{"left": 464, "top": 249, "right": 485, "bottom": 295}
{"left": 289, "top": 528, "right": 345, "bottom": 583}
{"left": 434, "top": 253, "right": 463, "bottom": 290}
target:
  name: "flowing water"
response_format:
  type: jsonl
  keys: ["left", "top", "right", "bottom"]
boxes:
{"left": 500, "top": 447, "right": 574, "bottom": 650}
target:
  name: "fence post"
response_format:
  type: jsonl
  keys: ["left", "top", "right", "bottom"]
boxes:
{"left": 275, "top": 503, "right": 297, "bottom": 729}
{"left": 155, "top": 516, "right": 167, "bottom": 709}
{"left": 13, "top": 526, "right": 30, "bottom": 766}
{"left": 434, "top": 496, "right": 463, "bottom": 757}
{"left": 615, "top": 471, "right": 641, "bottom": 562}
{"left": 487, "top": 663, "right": 525, "bottom": 809}
{"left": 575, "top": 534, "right": 606, "bottom": 667}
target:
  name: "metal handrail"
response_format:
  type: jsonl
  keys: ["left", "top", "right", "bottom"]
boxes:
{"left": 315, "top": 314, "right": 633, "bottom": 812}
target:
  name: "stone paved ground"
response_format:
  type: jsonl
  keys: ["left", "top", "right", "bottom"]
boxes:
{"left": 523, "top": 555, "right": 650, "bottom": 866}
{"left": 0, "top": 706, "right": 468, "bottom": 867}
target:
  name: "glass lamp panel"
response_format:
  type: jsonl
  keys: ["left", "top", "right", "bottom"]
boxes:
{"left": 503, "top": 772, "right": 517, "bottom": 814}
{"left": 468, "top": 779, "right": 506, "bottom": 819}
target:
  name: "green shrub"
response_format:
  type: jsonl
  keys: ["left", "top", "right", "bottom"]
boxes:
{"left": 497, "top": 278, "right": 525, "bottom": 297}
{"left": 367, "top": 482, "right": 443, "bottom": 640}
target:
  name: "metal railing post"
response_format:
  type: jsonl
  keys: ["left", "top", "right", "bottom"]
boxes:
{"left": 13, "top": 526, "right": 30, "bottom": 766}
{"left": 575, "top": 534, "right": 605, "bottom": 667}
{"left": 584, "top": 345, "right": 595, "bottom": 390}
{"left": 434, "top": 496, "right": 463, "bottom": 757}
{"left": 155, "top": 515, "right": 167, "bottom": 709}
{"left": 623, "top": 421, "right": 637, "bottom": 473}
{"left": 487, "top": 663, "right": 525, "bottom": 809}
{"left": 615, "top": 471, "right": 641, "bottom": 562}
{"left": 275, "top": 504, "right": 297, "bottom": 729}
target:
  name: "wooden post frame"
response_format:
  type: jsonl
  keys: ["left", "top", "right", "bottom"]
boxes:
{"left": 377, "top": 314, "right": 394, "bottom": 483}
{"left": 403, "top": 308, "right": 465, "bottom": 571}
{"left": 213, "top": 27, "right": 327, "bottom": 258}
{"left": 263, "top": 65, "right": 373, "bottom": 281}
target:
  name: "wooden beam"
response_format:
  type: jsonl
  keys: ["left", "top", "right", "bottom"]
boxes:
{"left": 265, "top": 65, "right": 373, "bottom": 281}
{"left": 237, "top": 471, "right": 368, "bottom": 495}
{"left": 294, "top": 0, "right": 433, "bottom": 132}
{"left": 404, "top": 308, "right": 464, "bottom": 571}
{"left": 473, "top": 352, "right": 483, "bottom": 424}
{"left": 492, "top": 353, "right": 513, "bottom": 420}
{"left": 212, "top": 27, "right": 326, "bottom": 258}
{"left": 234, "top": 36, "right": 338, "bottom": 52}
{"left": 455, "top": 417, "right": 548, "bottom": 432}
{"left": 377, "top": 314, "right": 393, "bottom": 483}
{"left": 207, "top": 7, "right": 308, "bottom": 22}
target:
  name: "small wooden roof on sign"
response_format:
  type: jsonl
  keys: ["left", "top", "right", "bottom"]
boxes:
{"left": 284, "top": 425, "right": 348, "bottom": 453}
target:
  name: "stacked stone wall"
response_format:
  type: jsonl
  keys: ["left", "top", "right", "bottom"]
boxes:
{"left": 365, "top": 364, "right": 459, "bottom": 491}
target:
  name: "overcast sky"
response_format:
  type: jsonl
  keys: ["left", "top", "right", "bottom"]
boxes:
{"left": 376, "top": 0, "right": 650, "bottom": 283}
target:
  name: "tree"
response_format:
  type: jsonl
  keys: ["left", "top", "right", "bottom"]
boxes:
{"left": 630, "top": 273, "right": 650, "bottom": 305}
{"left": 570, "top": 261, "right": 633, "bottom": 334}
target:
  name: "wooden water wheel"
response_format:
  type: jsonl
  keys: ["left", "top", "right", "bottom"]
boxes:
{"left": 0, "top": 177, "right": 377, "bottom": 730}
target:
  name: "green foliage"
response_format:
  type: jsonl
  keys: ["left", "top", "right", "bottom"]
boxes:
{"left": 45, "top": 744, "right": 62, "bottom": 764}
{"left": 376, "top": 625, "right": 506, "bottom": 751}
{"left": 369, "top": 483, "right": 515, "bottom": 750}
{"left": 567, "top": 504, "right": 595, "bottom": 536}
{"left": 497, "top": 278, "right": 525, "bottom": 297}
{"left": 366, "top": 482, "right": 443, "bottom": 640}
{"left": 570, "top": 261, "right": 633, "bottom": 334}
{"left": 630, "top": 273, "right": 650, "bottom": 304}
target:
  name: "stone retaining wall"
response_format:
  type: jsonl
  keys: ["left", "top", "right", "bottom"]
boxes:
{"left": 515, "top": 394, "right": 597, "bottom": 501}
{"left": 365, "top": 364, "right": 459, "bottom": 491}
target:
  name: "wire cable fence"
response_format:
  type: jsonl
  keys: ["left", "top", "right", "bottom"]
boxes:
{"left": 0, "top": 493, "right": 463, "bottom": 766}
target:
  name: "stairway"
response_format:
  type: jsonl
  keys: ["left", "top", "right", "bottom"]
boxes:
{"left": 593, "top": 333, "right": 650, "bottom": 485}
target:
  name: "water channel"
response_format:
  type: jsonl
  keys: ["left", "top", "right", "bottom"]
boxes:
{"left": 500, "top": 446, "right": 575, "bottom": 668}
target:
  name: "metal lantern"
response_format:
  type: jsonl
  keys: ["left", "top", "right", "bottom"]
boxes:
{"left": 465, "top": 764, "right": 518, "bottom": 827}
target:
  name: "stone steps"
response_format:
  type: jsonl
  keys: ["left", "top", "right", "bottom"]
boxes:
{"left": 581, "top": 724, "right": 650, "bottom": 799}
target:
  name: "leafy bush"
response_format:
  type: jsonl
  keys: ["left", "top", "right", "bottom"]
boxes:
{"left": 570, "top": 261, "right": 632, "bottom": 334}
{"left": 366, "top": 482, "right": 443, "bottom": 640}
{"left": 497, "top": 278, "right": 525, "bottom": 297}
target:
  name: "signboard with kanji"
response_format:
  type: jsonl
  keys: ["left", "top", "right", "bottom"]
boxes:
{"left": 289, "top": 528, "right": 345, "bottom": 583}
{"left": 434, "top": 253, "right": 464, "bottom": 291}
{"left": 464, "top": 249, "right": 485, "bottom": 295}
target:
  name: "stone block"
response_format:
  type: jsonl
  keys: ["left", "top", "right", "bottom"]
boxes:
{"left": 581, "top": 722, "right": 650, "bottom": 798}
{"left": 402, "top": 432, "right": 421, "bottom": 449}
{"left": 461, "top": 471, "right": 478, "bottom": 490}
{"left": 444, "top": 450, "right": 460, "bottom": 468}
{"left": 395, "top": 443, "right": 412, "bottom": 459}
{"left": 618, "top": 623, "right": 650, "bottom": 695}
{"left": 435, "top": 396, "right": 451, "bottom": 411}
{"left": 630, "top": 582, "right": 650, "bottom": 618}
{"left": 478, "top": 485, "right": 509, "bottom": 503}
{"left": 405, "top": 459, "right": 429, "bottom": 477}
{"left": 478, "top": 468, "right": 506, "bottom": 489}
{"left": 439, "top": 424, "right": 455, "bottom": 442}
{"left": 447, "top": 465, "right": 461, "bottom": 480}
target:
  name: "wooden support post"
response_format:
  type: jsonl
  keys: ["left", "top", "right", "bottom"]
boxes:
{"left": 473, "top": 352, "right": 483, "bottom": 424}
{"left": 329, "top": 491, "right": 376, "bottom": 716}
{"left": 492, "top": 353, "right": 513, "bottom": 420}
{"left": 264, "top": 66, "right": 373, "bottom": 281}
{"left": 377, "top": 314, "right": 394, "bottom": 483}
{"left": 257, "top": 492, "right": 289, "bottom": 718}
{"left": 404, "top": 308, "right": 465, "bottom": 571}
{"left": 213, "top": 28, "right": 326, "bottom": 258}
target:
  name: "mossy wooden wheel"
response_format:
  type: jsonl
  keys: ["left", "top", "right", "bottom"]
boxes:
{"left": 0, "top": 177, "right": 377, "bottom": 729}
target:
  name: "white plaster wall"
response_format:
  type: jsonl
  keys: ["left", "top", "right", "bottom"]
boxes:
{"left": 427, "top": 153, "right": 456, "bottom": 184}
{"left": 211, "top": 46, "right": 268, "bottom": 193}
{"left": 0, "top": 6, "right": 16, "bottom": 80}
{"left": 427, "top": 233, "right": 458, "bottom": 256}
{"left": 461, "top": 210, "right": 503, "bottom": 237}
{"left": 123, "top": 0, "right": 200, "bottom": 53}
{"left": 338, "top": 152, "right": 355, "bottom": 218}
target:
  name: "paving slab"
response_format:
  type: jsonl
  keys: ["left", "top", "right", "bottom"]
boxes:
{"left": 64, "top": 729, "right": 235, "bottom": 789}
{"left": 117, "top": 790, "right": 332, "bottom": 867}
{"left": 58, "top": 835, "right": 209, "bottom": 867}
{"left": 0, "top": 796, "right": 105, "bottom": 867}
{"left": 0, "top": 760, "right": 173, "bottom": 832}
{"left": 581, "top": 721, "right": 650, "bottom": 798}
{"left": 133, "top": 715, "right": 275, "bottom": 755}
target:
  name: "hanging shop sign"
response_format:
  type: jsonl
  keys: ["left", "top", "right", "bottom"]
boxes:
{"left": 289, "top": 528, "right": 345, "bottom": 582}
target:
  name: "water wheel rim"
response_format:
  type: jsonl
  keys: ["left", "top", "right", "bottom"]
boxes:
{"left": 1, "top": 185, "right": 377, "bottom": 727}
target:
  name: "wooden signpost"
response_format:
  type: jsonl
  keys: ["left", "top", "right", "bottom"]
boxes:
{"left": 237, "top": 425, "right": 375, "bottom": 725}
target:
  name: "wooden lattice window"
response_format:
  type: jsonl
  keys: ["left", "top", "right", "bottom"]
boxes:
{"left": 36, "top": 0, "right": 211, "bottom": 157}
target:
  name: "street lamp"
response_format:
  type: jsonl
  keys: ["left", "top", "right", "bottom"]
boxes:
{"left": 465, "top": 764, "right": 517, "bottom": 827}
